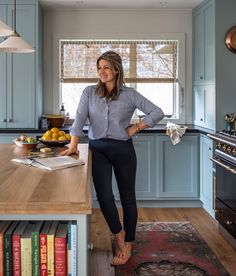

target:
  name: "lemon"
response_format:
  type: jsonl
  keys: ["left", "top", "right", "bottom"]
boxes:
{"left": 65, "top": 133, "right": 71, "bottom": 140}
{"left": 58, "top": 136, "right": 66, "bottom": 141}
{"left": 51, "top": 127, "right": 59, "bottom": 133}
{"left": 44, "top": 135, "right": 52, "bottom": 141}
{"left": 52, "top": 137, "right": 58, "bottom": 141}
{"left": 45, "top": 130, "right": 52, "bottom": 137}
{"left": 52, "top": 132, "right": 60, "bottom": 139}
{"left": 58, "top": 130, "right": 65, "bottom": 136}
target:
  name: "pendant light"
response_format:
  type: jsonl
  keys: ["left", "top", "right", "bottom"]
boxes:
{"left": 0, "top": 20, "right": 14, "bottom": 37}
{"left": 0, "top": 0, "right": 35, "bottom": 53}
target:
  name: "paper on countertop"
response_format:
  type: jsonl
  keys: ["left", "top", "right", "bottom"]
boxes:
{"left": 11, "top": 156, "right": 85, "bottom": 170}
{"left": 166, "top": 121, "right": 187, "bottom": 145}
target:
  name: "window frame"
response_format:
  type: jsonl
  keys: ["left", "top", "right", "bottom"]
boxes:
{"left": 53, "top": 32, "right": 186, "bottom": 124}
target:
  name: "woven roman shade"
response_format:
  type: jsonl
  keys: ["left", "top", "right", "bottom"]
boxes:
{"left": 60, "top": 40, "right": 178, "bottom": 84}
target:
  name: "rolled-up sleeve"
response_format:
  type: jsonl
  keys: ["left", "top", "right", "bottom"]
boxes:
{"left": 70, "top": 87, "right": 90, "bottom": 137}
{"left": 132, "top": 90, "right": 165, "bottom": 127}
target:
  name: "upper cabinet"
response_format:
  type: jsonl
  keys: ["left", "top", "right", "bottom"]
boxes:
{"left": 193, "top": 0, "right": 236, "bottom": 131}
{"left": 0, "top": 0, "right": 42, "bottom": 129}
{"left": 193, "top": 0, "right": 215, "bottom": 85}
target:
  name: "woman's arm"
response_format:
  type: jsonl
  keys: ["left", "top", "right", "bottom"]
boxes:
{"left": 126, "top": 120, "right": 149, "bottom": 137}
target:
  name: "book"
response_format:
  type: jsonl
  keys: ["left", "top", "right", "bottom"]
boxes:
{"left": 55, "top": 222, "right": 68, "bottom": 276}
{"left": 4, "top": 221, "right": 19, "bottom": 276}
{"left": 39, "top": 221, "right": 53, "bottom": 276}
{"left": 47, "top": 221, "right": 59, "bottom": 276}
{"left": 12, "top": 221, "right": 28, "bottom": 276}
{"left": 68, "top": 221, "right": 77, "bottom": 276}
{"left": 31, "top": 221, "right": 44, "bottom": 276}
{"left": 0, "top": 221, "right": 12, "bottom": 276}
{"left": 12, "top": 156, "right": 85, "bottom": 171}
{"left": 21, "top": 221, "right": 43, "bottom": 276}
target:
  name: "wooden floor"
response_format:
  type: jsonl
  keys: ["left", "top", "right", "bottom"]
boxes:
{"left": 89, "top": 208, "right": 236, "bottom": 276}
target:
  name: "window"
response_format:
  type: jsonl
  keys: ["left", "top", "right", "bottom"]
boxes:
{"left": 60, "top": 39, "right": 184, "bottom": 121}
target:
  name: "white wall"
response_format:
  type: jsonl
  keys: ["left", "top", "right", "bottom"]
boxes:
{"left": 43, "top": 8, "right": 193, "bottom": 123}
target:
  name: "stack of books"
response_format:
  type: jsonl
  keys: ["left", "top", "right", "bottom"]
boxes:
{"left": 0, "top": 220, "right": 77, "bottom": 275}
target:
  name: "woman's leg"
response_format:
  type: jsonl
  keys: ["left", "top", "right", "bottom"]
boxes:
{"left": 90, "top": 140, "right": 123, "bottom": 235}
{"left": 112, "top": 140, "right": 137, "bottom": 242}
{"left": 111, "top": 140, "right": 137, "bottom": 265}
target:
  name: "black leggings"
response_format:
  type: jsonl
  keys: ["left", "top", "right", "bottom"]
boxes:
{"left": 89, "top": 138, "right": 137, "bottom": 242}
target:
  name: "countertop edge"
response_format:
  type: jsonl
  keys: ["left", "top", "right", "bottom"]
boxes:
{"left": 0, "top": 124, "right": 215, "bottom": 135}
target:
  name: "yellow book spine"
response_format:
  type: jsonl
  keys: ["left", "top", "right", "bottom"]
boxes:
{"left": 47, "top": 235, "right": 54, "bottom": 276}
{"left": 21, "top": 238, "right": 32, "bottom": 276}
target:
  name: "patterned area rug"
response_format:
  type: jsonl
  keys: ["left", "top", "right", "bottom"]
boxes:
{"left": 112, "top": 222, "right": 230, "bottom": 276}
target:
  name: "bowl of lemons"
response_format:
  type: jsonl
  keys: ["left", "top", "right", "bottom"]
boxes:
{"left": 39, "top": 127, "right": 71, "bottom": 147}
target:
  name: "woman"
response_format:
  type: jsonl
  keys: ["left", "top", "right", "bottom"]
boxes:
{"left": 61, "top": 51, "right": 165, "bottom": 265}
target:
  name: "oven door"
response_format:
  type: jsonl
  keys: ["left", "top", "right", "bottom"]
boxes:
{"left": 211, "top": 157, "right": 236, "bottom": 238}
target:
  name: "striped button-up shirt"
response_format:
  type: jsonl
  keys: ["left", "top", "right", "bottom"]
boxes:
{"left": 70, "top": 85, "right": 165, "bottom": 141}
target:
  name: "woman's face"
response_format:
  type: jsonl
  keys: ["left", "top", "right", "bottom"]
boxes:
{"left": 98, "top": 59, "right": 117, "bottom": 87}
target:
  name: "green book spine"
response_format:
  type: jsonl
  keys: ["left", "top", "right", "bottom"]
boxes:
{"left": 31, "top": 221, "right": 44, "bottom": 276}
{"left": 4, "top": 221, "right": 18, "bottom": 276}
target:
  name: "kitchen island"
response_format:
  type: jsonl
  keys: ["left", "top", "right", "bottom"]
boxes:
{"left": 0, "top": 144, "right": 92, "bottom": 276}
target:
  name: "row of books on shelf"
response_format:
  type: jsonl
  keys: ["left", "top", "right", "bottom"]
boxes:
{"left": 0, "top": 220, "right": 77, "bottom": 276}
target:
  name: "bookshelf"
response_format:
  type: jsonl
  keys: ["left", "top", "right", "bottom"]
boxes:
{"left": 0, "top": 144, "right": 92, "bottom": 276}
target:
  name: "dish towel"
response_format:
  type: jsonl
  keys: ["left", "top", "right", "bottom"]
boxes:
{"left": 166, "top": 121, "right": 187, "bottom": 145}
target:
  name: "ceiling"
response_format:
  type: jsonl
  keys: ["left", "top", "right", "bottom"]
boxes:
{"left": 39, "top": 0, "right": 204, "bottom": 9}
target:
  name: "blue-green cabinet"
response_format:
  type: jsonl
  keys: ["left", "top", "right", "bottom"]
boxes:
{"left": 193, "top": 0, "right": 215, "bottom": 85}
{"left": 193, "top": 0, "right": 215, "bottom": 130}
{"left": 112, "top": 134, "right": 156, "bottom": 200}
{"left": 111, "top": 134, "right": 199, "bottom": 201}
{"left": 193, "top": 85, "right": 215, "bottom": 129}
{"left": 193, "top": 0, "right": 236, "bottom": 131}
{"left": 0, "top": 0, "right": 42, "bottom": 129}
{"left": 156, "top": 135, "right": 199, "bottom": 199}
{"left": 200, "top": 134, "right": 214, "bottom": 217}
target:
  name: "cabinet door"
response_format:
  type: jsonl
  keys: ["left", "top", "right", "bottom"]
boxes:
{"left": 193, "top": 9, "right": 204, "bottom": 83}
{"left": 193, "top": 85, "right": 215, "bottom": 130}
{"left": 200, "top": 135, "right": 214, "bottom": 216}
{"left": 112, "top": 134, "right": 156, "bottom": 200}
{"left": 193, "top": 0, "right": 214, "bottom": 84}
{"left": 0, "top": 5, "right": 7, "bottom": 128}
{"left": 204, "top": 1, "right": 215, "bottom": 82}
{"left": 156, "top": 135, "right": 199, "bottom": 198}
{"left": 6, "top": 4, "right": 36, "bottom": 129}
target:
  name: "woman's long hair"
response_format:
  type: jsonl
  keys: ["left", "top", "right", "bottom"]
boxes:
{"left": 96, "top": 51, "right": 125, "bottom": 100}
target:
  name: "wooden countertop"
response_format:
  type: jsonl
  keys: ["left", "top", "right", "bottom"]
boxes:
{"left": 0, "top": 144, "right": 92, "bottom": 215}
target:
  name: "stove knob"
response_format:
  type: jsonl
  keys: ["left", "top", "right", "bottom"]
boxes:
{"left": 227, "top": 146, "right": 232, "bottom": 153}
{"left": 217, "top": 142, "right": 222, "bottom": 149}
{"left": 222, "top": 145, "right": 227, "bottom": 151}
{"left": 232, "top": 148, "right": 236, "bottom": 155}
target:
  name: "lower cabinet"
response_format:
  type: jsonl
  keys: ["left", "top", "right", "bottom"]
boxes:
{"left": 156, "top": 135, "right": 199, "bottom": 199}
{"left": 111, "top": 133, "right": 199, "bottom": 202}
{"left": 200, "top": 134, "right": 214, "bottom": 216}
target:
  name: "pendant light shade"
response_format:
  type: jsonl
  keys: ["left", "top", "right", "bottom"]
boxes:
{"left": 0, "top": 20, "right": 14, "bottom": 37}
{"left": 0, "top": 31, "right": 34, "bottom": 53}
{"left": 0, "top": 0, "right": 35, "bottom": 53}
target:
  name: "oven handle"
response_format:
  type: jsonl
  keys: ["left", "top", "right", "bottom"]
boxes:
{"left": 210, "top": 157, "right": 236, "bottom": 174}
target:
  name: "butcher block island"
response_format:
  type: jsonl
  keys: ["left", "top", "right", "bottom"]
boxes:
{"left": 0, "top": 144, "right": 92, "bottom": 276}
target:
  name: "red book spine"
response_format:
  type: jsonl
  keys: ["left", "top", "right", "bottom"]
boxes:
{"left": 40, "top": 234, "right": 47, "bottom": 276}
{"left": 12, "top": 234, "right": 21, "bottom": 276}
{"left": 54, "top": 237, "right": 67, "bottom": 276}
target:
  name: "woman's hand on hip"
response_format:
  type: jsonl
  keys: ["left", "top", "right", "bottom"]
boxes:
{"left": 126, "top": 124, "right": 139, "bottom": 137}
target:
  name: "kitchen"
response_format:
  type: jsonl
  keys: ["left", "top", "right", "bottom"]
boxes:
{"left": 0, "top": 0, "right": 236, "bottom": 275}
